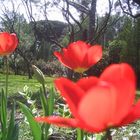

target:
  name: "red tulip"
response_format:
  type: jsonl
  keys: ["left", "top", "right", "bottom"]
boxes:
{"left": 35, "top": 63, "right": 140, "bottom": 133}
{"left": 54, "top": 40, "right": 102, "bottom": 73}
{"left": 0, "top": 32, "right": 18, "bottom": 56}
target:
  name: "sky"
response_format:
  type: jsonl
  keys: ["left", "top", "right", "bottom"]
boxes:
{"left": 0, "top": 0, "right": 111, "bottom": 23}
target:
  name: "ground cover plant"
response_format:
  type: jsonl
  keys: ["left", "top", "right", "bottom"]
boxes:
{"left": 1, "top": 30, "right": 140, "bottom": 140}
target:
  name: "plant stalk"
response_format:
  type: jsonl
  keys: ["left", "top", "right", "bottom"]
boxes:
{"left": 5, "top": 56, "right": 9, "bottom": 96}
{"left": 101, "top": 129, "right": 112, "bottom": 140}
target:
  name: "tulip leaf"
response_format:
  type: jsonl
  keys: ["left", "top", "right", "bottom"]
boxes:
{"left": 0, "top": 89, "right": 7, "bottom": 139}
{"left": 6, "top": 101, "right": 19, "bottom": 140}
{"left": 17, "top": 102, "right": 42, "bottom": 140}
{"left": 40, "top": 86, "right": 48, "bottom": 116}
{"left": 48, "top": 86, "right": 55, "bottom": 115}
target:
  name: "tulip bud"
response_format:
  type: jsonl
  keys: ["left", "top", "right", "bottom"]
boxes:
{"left": 32, "top": 65, "right": 45, "bottom": 85}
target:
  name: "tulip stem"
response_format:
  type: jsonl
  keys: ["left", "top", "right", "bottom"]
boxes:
{"left": 79, "top": 73, "right": 83, "bottom": 78}
{"left": 5, "top": 56, "right": 9, "bottom": 96}
{"left": 42, "top": 83, "right": 49, "bottom": 140}
{"left": 77, "top": 128, "right": 84, "bottom": 140}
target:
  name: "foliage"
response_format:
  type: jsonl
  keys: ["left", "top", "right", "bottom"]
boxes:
{"left": 86, "top": 52, "right": 110, "bottom": 76}
{"left": 108, "top": 40, "right": 127, "bottom": 64}
{"left": 110, "top": 16, "right": 140, "bottom": 86}
{"left": 35, "top": 59, "right": 66, "bottom": 77}
{"left": 112, "top": 121, "right": 140, "bottom": 139}
{"left": 18, "top": 102, "right": 42, "bottom": 140}
{"left": 0, "top": 73, "right": 54, "bottom": 96}
{"left": 0, "top": 89, "right": 19, "bottom": 140}
{"left": 115, "top": 0, "right": 140, "bottom": 18}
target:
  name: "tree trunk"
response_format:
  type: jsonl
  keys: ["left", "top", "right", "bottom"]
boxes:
{"left": 16, "top": 48, "right": 32, "bottom": 79}
{"left": 88, "top": 0, "right": 97, "bottom": 41}
{"left": 27, "top": 62, "right": 32, "bottom": 79}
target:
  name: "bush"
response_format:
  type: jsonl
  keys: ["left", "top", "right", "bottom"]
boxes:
{"left": 35, "top": 59, "right": 66, "bottom": 77}
{"left": 86, "top": 53, "right": 110, "bottom": 76}
{"left": 108, "top": 40, "right": 124, "bottom": 64}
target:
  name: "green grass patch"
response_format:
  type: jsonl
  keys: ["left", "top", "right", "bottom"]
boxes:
{"left": 0, "top": 73, "right": 54, "bottom": 96}
{"left": 136, "top": 91, "right": 140, "bottom": 99}
{"left": 137, "top": 90, "right": 140, "bottom": 95}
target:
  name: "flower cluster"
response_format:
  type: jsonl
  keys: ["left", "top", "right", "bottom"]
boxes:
{"left": 35, "top": 40, "right": 140, "bottom": 133}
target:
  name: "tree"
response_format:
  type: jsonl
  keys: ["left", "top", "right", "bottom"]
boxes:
{"left": 115, "top": 0, "right": 140, "bottom": 18}
{"left": 133, "top": 18, "right": 140, "bottom": 86}
{"left": 109, "top": 15, "right": 140, "bottom": 86}
{"left": 50, "top": 0, "right": 115, "bottom": 44}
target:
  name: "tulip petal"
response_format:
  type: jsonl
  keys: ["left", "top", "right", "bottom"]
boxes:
{"left": 9, "top": 33, "right": 18, "bottom": 50}
{"left": 67, "top": 41, "right": 89, "bottom": 66}
{"left": 119, "top": 100, "right": 140, "bottom": 126}
{"left": 0, "top": 32, "right": 9, "bottom": 49}
{"left": 82, "top": 45, "right": 102, "bottom": 67}
{"left": 55, "top": 78, "right": 85, "bottom": 117}
{"left": 54, "top": 52, "right": 74, "bottom": 69}
{"left": 100, "top": 63, "right": 136, "bottom": 124}
{"left": 35, "top": 116, "right": 79, "bottom": 127}
{"left": 0, "top": 32, "right": 18, "bottom": 56}
{"left": 78, "top": 83, "right": 117, "bottom": 130}
{"left": 54, "top": 41, "right": 102, "bottom": 72}
{"left": 77, "top": 77, "right": 99, "bottom": 92}
{"left": 54, "top": 51, "right": 77, "bottom": 69}
{"left": 35, "top": 116, "right": 102, "bottom": 133}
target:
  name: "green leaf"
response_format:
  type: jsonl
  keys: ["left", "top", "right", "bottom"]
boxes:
{"left": 0, "top": 89, "right": 7, "bottom": 127}
{"left": 17, "top": 102, "right": 42, "bottom": 140}
{"left": 11, "top": 124, "right": 19, "bottom": 140}
{"left": 77, "top": 128, "right": 84, "bottom": 140}
{"left": 48, "top": 86, "right": 55, "bottom": 116}
{"left": 0, "top": 89, "right": 7, "bottom": 140}
{"left": 40, "top": 87, "right": 48, "bottom": 116}
{"left": 6, "top": 101, "right": 19, "bottom": 140}
{"left": 6, "top": 103, "right": 18, "bottom": 140}
{"left": 95, "top": 134, "right": 103, "bottom": 140}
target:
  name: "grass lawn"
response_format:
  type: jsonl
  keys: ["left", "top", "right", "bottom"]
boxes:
{"left": 1, "top": 72, "right": 140, "bottom": 97}
{"left": 0, "top": 73, "right": 54, "bottom": 96}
